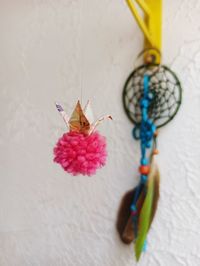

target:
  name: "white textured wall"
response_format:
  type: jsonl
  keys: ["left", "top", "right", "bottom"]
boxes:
{"left": 0, "top": 1, "right": 200, "bottom": 265}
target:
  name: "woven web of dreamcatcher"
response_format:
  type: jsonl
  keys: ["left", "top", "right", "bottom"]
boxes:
{"left": 123, "top": 64, "right": 182, "bottom": 128}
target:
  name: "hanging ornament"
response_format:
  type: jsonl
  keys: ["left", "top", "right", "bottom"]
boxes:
{"left": 116, "top": 0, "right": 182, "bottom": 261}
{"left": 117, "top": 65, "right": 181, "bottom": 260}
{"left": 53, "top": 100, "right": 112, "bottom": 176}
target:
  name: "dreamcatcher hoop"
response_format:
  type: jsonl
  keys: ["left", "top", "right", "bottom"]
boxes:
{"left": 122, "top": 63, "right": 182, "bottom": 128}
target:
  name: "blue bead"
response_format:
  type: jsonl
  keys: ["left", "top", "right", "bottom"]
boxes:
{"left": 130, "top": 204, "right": 137, "bottom": 212}
{"left": 146, "top": 142, "right": 151, "bottom": 148}
{"left": 140, "top": 99, "right": 149, "bottom": 108}
{"left": 140, "top": 158, "right": 148, "bottom": 165}
{"left": 146, "top": 131, "right": 152, "bottom": 138}
{"left": 141, "top": 175, "right": 148, "bottom": 183}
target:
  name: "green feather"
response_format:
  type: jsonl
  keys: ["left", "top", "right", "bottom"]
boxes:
{"left": 134, "top": 163, "right": 157, "bottom": 261}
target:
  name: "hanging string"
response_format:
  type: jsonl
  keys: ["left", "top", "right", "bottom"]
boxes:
{"left": 79, "top": 1, "right": 85, "bottom": 105}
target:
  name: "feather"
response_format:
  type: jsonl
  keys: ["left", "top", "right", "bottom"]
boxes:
{"left": 135, "top": 159, "right": 160, "bottom": 261}
{"left": 150, "top": 163, "right": 160, "bottom": 225}
{"left": 122, "top": 215, "right": 134, "bottom": 243}
{"left": 116, "top": 184, "right": 146, "bottom": 244}
{"left": 116, "top": 188, "right": 135, "bottom": 244}
{"left": 122, "top": 187, "right": 146, "bottom": 243}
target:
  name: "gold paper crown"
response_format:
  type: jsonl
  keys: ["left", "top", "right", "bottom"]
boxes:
{"left": 56, "top": 100, "right": 112, "bottom": 135}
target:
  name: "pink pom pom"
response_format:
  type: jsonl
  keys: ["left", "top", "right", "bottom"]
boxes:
{"left": 53, "top": 131, "right": 107, "bottom": 176}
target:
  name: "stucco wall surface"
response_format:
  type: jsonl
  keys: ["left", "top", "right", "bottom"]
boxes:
{"left": 0, "top": 1, "right": 200, "bottom": 266}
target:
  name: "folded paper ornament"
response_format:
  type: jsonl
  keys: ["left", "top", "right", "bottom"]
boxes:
{"left": 53, "top": 100, "right": 112, "bottom": 176}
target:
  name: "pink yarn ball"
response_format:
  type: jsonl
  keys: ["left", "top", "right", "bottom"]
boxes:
{"left": 53, "top": 131, "right": 107, "bottom": 176}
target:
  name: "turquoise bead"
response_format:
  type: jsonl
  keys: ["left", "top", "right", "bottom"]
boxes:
{"left": 141, "top": 175, "right": 147, "bottom": 183}
{"left": 140, "top": 158, "right": 148, "bottom": 165}
{"left": 130, "top": 204, "right": 137, "bottom": 212}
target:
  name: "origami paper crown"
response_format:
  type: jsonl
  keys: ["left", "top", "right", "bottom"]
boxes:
{"left": 55, "top": 100, "right": 112, "bottom": 135}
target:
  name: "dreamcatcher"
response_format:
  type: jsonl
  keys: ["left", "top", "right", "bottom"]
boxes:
{"left": 116, "top": 0, "right": 182, "bottom": 261}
